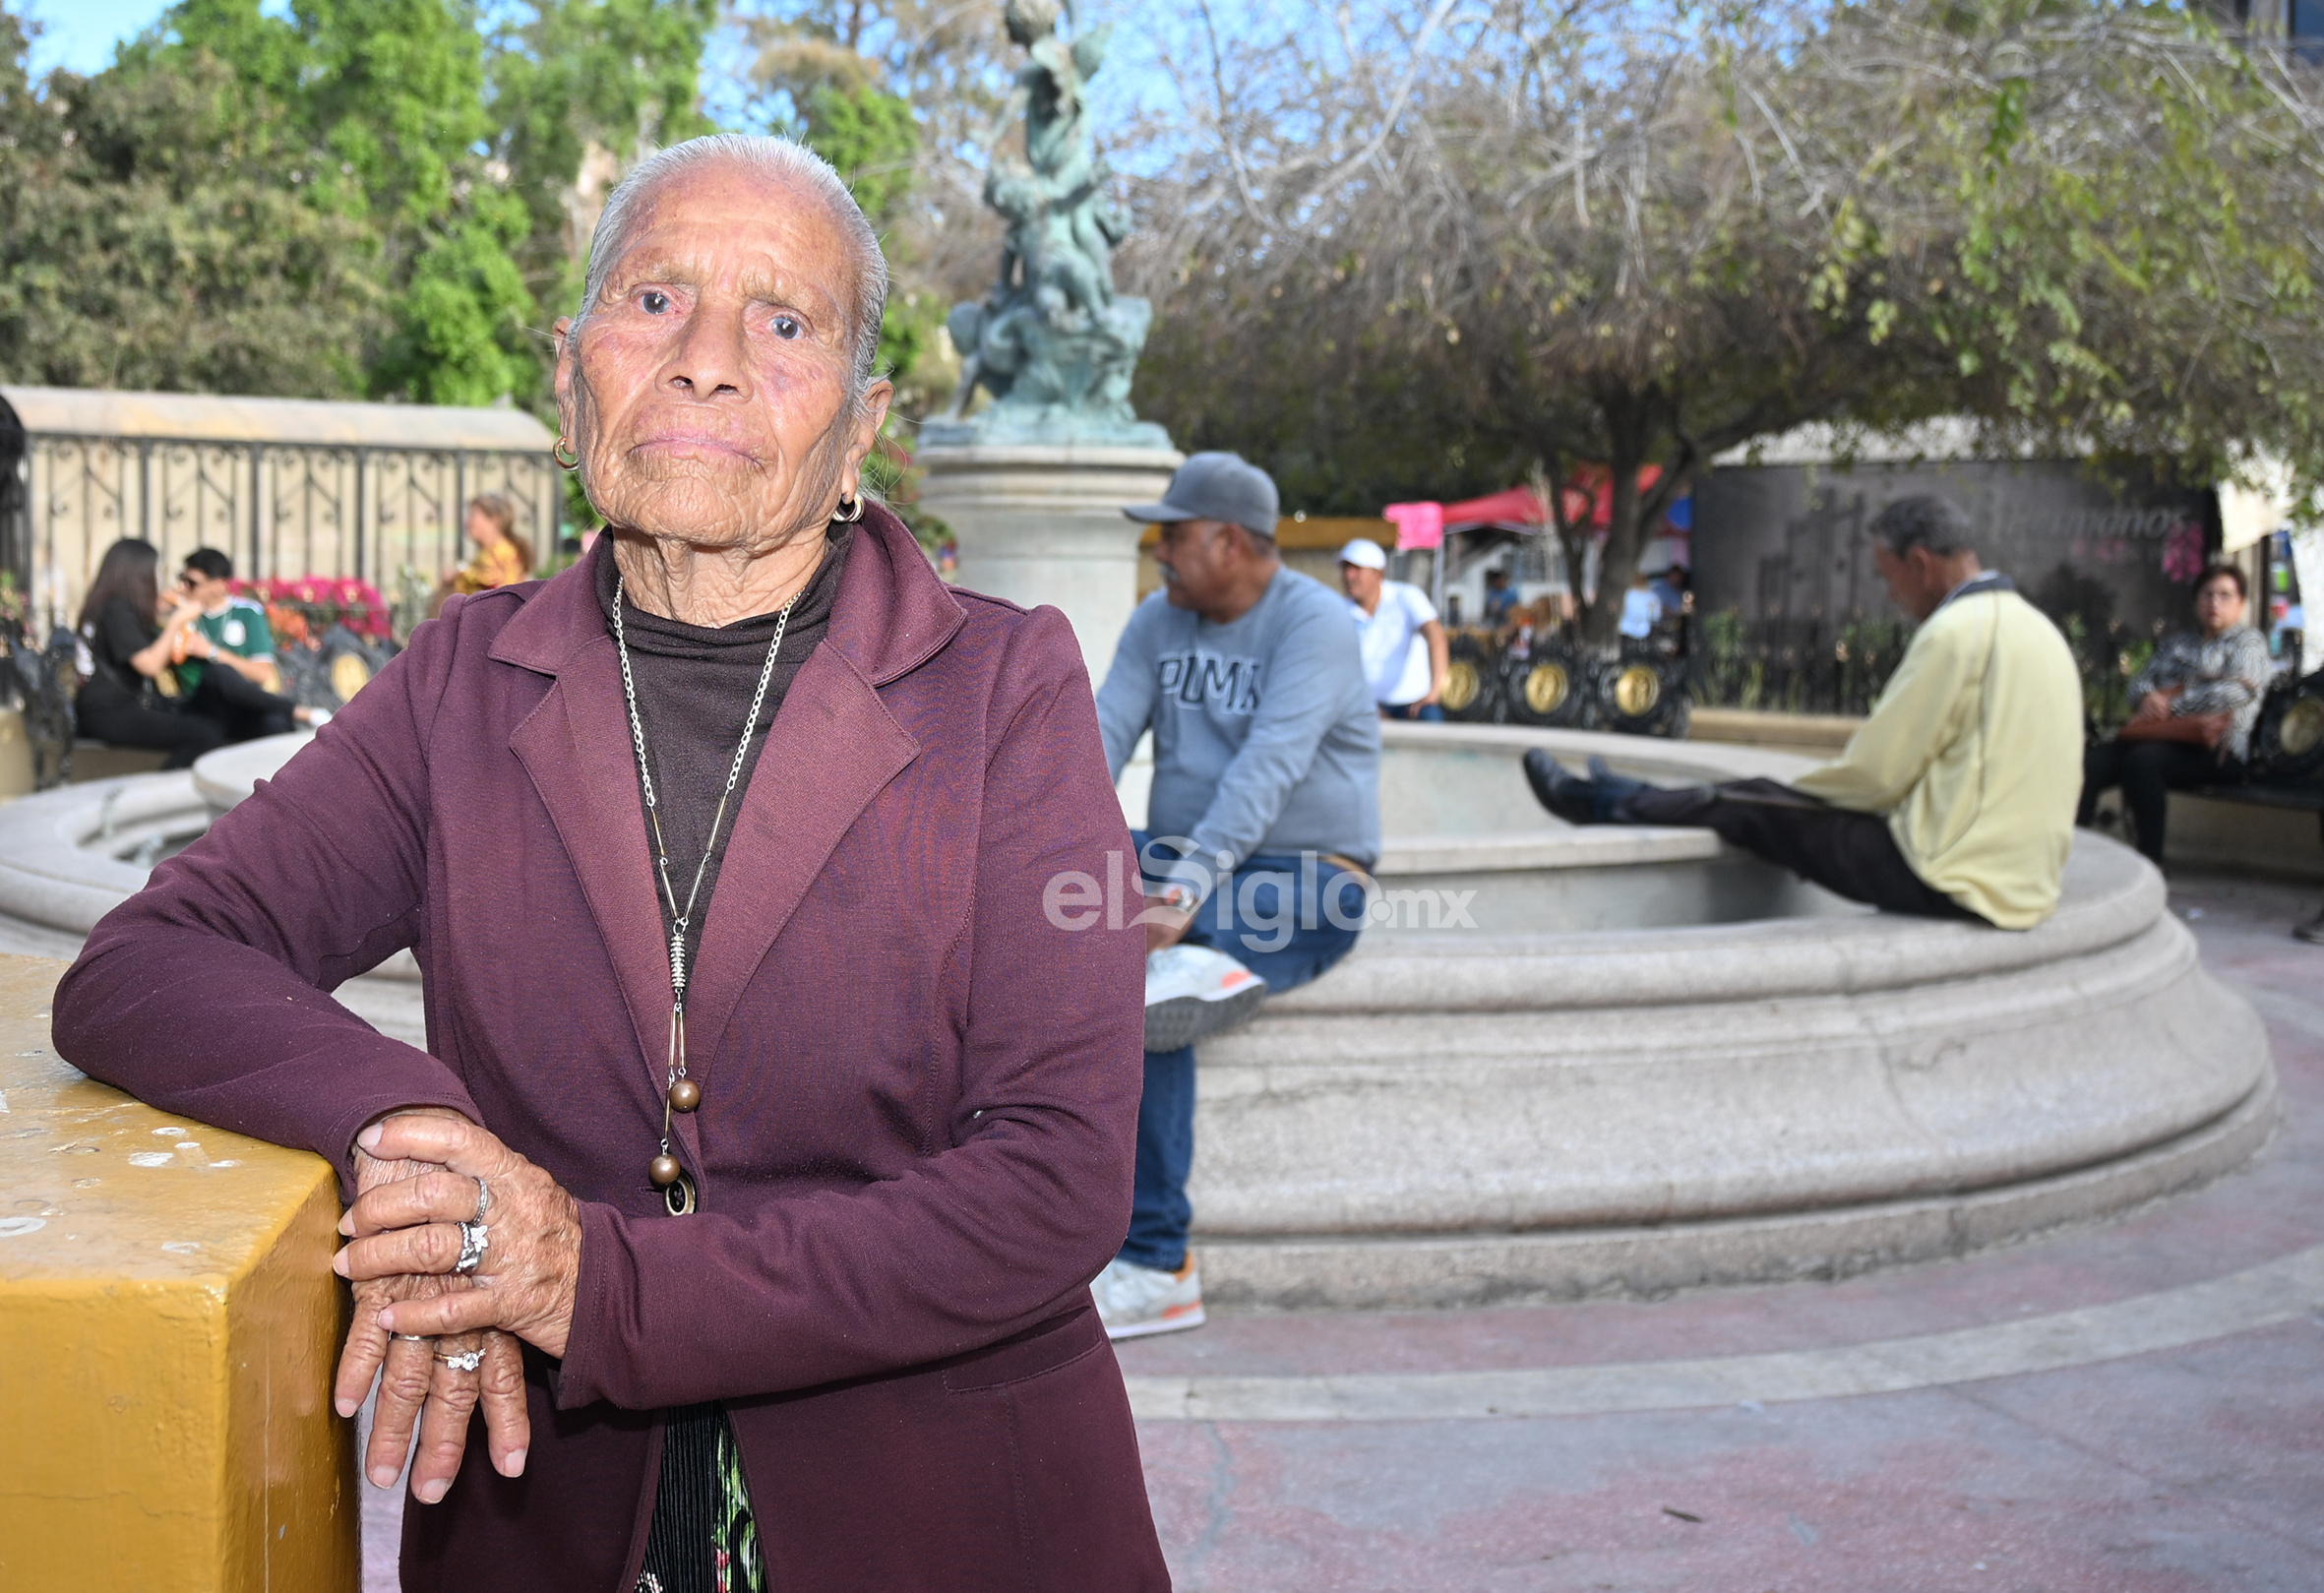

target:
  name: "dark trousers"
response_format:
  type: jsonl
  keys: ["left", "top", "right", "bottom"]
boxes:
{"left": 1618, "top": 778, "right": 1978, "bottom": 921}
{"left": 1121, "top": 832, "right": 1370, "bottom": 1273}
{"left": 2078, "top": 738, "right": 2244, "bottom": 863}
{"left": 183, "top": 664, "right": 298, "bottom": 744}
{"left": 76, "top": 688, "right": 226, "bottom": 770}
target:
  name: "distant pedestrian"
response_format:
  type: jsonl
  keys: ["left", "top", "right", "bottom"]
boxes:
{"left": 1482, "top": 567, "right": 1518, "bottom": 628}
{"left": 441, "top": 494, "right": 534, "bottom": 598}
{"left": 1618, "top": 567, "right": 1665, "bottom": 641}
{"left": 1338, "top": 538, "right": 1448, "bottom": 720}
{"left": 1645, "top": 552, "right": 1689, "bottom": 624}
{"left": 2078, "top": 564, "right": 2271, "bottom": 863}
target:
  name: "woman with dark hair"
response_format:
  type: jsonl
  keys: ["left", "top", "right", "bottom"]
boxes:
{"left": 2078, "top": 563, "right": 2273, "bottom": 863}
{"left": 75, "top": 538, "right": 229, "bottom": 768}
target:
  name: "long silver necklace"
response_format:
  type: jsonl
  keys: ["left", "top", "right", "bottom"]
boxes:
{"left": 611, "top": 571, "right": 796, "bottom": 1215}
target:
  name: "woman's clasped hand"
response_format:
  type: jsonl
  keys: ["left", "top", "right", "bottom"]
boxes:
{"left": 331, "top": 1111, "right": 583, "bottom": 1501}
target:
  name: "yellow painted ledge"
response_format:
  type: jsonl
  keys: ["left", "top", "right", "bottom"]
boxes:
{"left": 0, "top": 955, "right": 356, "bottom": 1590}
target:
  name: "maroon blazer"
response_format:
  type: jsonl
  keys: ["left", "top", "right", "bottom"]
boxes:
{"left": 54, "top": 514, "right": 1169, "bottom": 1591}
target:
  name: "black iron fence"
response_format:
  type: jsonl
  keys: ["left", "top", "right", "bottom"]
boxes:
{"left": 1691, "top": 607, "right": 2166, "bottom": 731}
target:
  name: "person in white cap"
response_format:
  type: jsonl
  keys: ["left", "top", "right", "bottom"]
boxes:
{"left": 1337, "top": 538, "right": 1448, "bottom": 719}
{"left": 1090, "top": 452, "right": 1381, "bottom": 1339}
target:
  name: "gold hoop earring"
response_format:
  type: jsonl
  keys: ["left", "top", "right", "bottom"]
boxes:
{"left": 832, "top": 494, "right": 865, "bottom": 523}
{"left": 553, "top": 436, "right": 580, "bottom": 470}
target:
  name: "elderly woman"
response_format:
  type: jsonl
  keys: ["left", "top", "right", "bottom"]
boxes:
{"left": 54, "top": 135, "right": 1165, "bottom": 1591}
{"left": 2078, "top": 562, "right": 2274, "bottom": 863}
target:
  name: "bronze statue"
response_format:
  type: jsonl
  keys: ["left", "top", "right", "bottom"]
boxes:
{"left": 929, "top": 0, "right": 1169, "bottom": 448}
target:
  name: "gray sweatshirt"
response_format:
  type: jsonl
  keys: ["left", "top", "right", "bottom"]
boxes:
{"left": 1097, "top": 570, "right": 1381, "bottom": 903}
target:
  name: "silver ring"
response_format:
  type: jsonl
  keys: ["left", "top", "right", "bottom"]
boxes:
{"left": 472, "top": 1176, "right": 491, "bottom": 1223}
{"left": 453, "top": 1218, "right": 489, "bottom": 1274}
{"left": 394, "top": 1333, "right": 428, "bottom": 1342}
{"left": 436, "top": 1348, "right": 484, "bottom": 1372}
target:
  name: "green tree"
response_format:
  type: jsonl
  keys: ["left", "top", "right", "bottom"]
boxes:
{"left": 104, "top": 0, "right": 540, "bottom": 405}
{"left": 303, "top": 0, "right": 543, "bottom": 404}
{"left": 0, "top": 0, "right": 716, "bottom": 409}
{"left": 1131, "top": 0, "right": 2324, "bottom": 642}
{"left": 0, "top": 11, "right": 379, "bottom": 395}
{"left": 799, "top": 81, "right": 945, "bottom": 388}
{"left": 486, "top": 0, "right": 718, "bottom": 327}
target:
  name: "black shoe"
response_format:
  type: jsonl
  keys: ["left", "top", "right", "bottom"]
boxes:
{"left": 1524, "top": 748, "right": 1604, "bottom": 825}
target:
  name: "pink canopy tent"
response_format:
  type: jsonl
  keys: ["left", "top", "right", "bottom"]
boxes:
{"left": 1440, "top": 486, "right": 1552, "bottom": 530}
{"left": 1382, "top": 467, "right": 1685, "bottom": 614}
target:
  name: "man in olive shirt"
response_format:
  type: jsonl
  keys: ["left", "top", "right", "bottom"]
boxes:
{"left": 1528, "top": 496, "right": 2083, "bottom": 928}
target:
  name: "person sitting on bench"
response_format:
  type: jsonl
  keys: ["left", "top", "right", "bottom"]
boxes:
{"left": 76, "top": 539, "right": 315, "bottom": 771}
{"left": 171, "top": 548, "right": 322, "bottom": 744}
{"left": 1524, "top": 495, "right": 2083, "bottom": 929}
{"left": 2076, "top": 563, "right": 2270, "bottom": 865}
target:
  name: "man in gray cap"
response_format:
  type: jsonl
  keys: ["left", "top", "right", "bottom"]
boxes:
{"left": 1091, "top": 451, "right": 1380, "bottom": 1339}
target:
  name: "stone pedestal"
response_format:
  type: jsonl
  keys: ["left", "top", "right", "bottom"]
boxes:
{"left": 915, "top": 443, "right": 1181, "bottom": 682}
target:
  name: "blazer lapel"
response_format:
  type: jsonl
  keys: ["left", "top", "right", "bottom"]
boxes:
{"left": 681, "top": 642, "right": 920, "bottom": 1085}
{"left": 507, "top": 634, "right": 674, "bottom": 1085}
{"left": 485, "top": 516, "right": 955, "bottom": 1123}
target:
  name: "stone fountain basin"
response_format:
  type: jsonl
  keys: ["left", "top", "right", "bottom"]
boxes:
{"left": 0, "top": 724, "right": 2273, "bottom": 1310}
{"left": 1189, "top": 723, "right": 2275, "bottom": 1307}
{"left": 0, "top": 734, "right": 421, "bottom": 1042}
{"left": 1369, "top": 724, "right": 1864, "bottom": 932}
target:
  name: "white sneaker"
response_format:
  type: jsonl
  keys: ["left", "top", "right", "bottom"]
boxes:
{"left": 1092, "top": 1256, "right": 1205, "bottom": 1340}
{"left": 1143, "top": 945, "right": 1265, "bottom": 1052}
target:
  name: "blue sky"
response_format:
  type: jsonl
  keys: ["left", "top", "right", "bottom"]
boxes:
{"left": 14, "top": 0, "right": 1192, "bottom": 139}
{"left": 20, "top": 0, "right": 174, "bottom": 76}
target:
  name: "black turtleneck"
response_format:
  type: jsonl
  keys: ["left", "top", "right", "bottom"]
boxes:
{"left": 593, "top": 525, "right": 854, "bottom": 967}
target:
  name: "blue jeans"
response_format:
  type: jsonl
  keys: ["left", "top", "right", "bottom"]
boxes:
{"left": 1120, "top": 832, "right": 1369, "bottom": 1272}
{"left": 1380, "top": 701, "right": 1444, "bottom": 721}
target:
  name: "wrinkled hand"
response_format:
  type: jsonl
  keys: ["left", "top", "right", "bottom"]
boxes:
{"left": 334, "top": 1110, "right": 530, "bottom": 1501}
{"left": 338, "top": 1115, "right": 583, "bottom": 1360}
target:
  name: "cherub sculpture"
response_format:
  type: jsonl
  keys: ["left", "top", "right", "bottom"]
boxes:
{"left": 931, "top": 0, "right": 1165, "bottom": 447}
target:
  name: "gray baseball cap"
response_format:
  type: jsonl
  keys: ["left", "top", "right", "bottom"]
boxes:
{"left": 1122, "top": 452, "right": 1280, "bottom": 539}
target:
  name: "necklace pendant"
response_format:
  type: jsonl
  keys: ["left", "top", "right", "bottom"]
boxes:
{"left": 648, "top": 1152, "right": 683, "bottom": 1189}
{"left": 668, "top": 1076, "right": 702, "bottom": 1113}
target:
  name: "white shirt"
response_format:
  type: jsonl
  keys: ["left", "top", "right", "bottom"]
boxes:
{"left": 1619, "top": 586, "right": 1664, "bottom": 640}
{"left": 1347, "top": 581, "right": 1437, "bottom": 705}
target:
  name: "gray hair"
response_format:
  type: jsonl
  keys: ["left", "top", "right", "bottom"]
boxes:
{"left": 578, "top": 134, "right": 889, "bottom": 400}
{"left": 1869, "top": 494, "right": 1976, "bottom": 560}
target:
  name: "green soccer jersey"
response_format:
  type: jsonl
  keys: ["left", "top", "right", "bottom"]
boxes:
{"left": 178, "top": 597, "right": 275, "bottom": 693}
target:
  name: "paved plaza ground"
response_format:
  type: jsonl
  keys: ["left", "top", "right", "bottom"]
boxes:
{"left": 1117, "top": 870, "right": 2324, "bottom": 1592}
